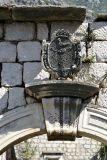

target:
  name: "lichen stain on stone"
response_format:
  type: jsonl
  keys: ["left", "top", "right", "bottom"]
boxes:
{"left": 15, "top": 0, "right": 65, "bottom": 6}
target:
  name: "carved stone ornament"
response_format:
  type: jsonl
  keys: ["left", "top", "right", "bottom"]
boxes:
{"left": 42, "top": 97, "right": 82, "bottom": 141}
{"left": 42, "top": 29, "right": 81, "bottom": 79}
{"left": 25, "top": 29, "right": 99, "bottom": 141}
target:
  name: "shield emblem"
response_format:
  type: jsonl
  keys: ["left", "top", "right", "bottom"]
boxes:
{"left": 42, "top": 29, "right": 81, "bottom": 79}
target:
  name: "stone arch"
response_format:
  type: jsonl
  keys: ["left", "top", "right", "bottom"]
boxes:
{"left": 0, "top": 103, "right": 107, "bottom": 154}
{"left": 78, "top": 107, "right": 107, "bottom": 144}
{"left": 0, "top": 103, "right": 46, "bottom": 154}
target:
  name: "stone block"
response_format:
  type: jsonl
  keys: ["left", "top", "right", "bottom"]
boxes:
{"left": 8, "top": 87, "right": 26, "bottom": 109}
{"left": 91, "top": 41, "right": 107, "bottom": 62}
{"left": 91, "top": 140, "right": 98, "bottom": 145}
{"left": 37, "top": 23, "right": 49, "bottom": 40}
{"left": 97, "top": 88, "right": 107, "bottom": 108}
{"left": 23, "top": 62, "right": 42, "bottom": 84}
{"left": 26, "top": 96, "right": 37, "bottom": 104}
{"left": 75, "top": 23, "right": 88, "bottom": 41}
{"left": 84, "top": 144, "right": 90, "bottom": 149}
{"left": 23, "top": 63, "right": 49, "bottom": 84}
{"left": 1, "top": 63, "right": 22, "bottom": 86}
{"left": 0, "top": 24, "right": 3, "bottom": 38}
{"left": 91, "top": 145, "right": 96, "bottom": 149}
{"left": 17, "top": 41, "right": 41, "bottom": 62}
{"left": 0, "top": 7, "right": 11, "bottom": 20}
{"left": 0, "top": 87, "right": 8, "bottom": 113}
{"left": 91, "top": 22, "right": 107, "bottom": 40}
{"left": 0, "top": 0, "right": 15, "bottom": 6}
{"left": 51, "top": 21, "right": 81, "bottom": 38}
{"left": 13, "top": 0, "right": 67, "bottom": 6}
{"left": 5, "top": 22, "right": 35, "bottom": 41}
{"left": 74, "top": 63, "right": 107, "bottom": 85}
{"left": 12, "top": 6, "right": 86, "bottom": 22}
{"left": 80, "top": 42, "right": 86, "bottom": 59}
{"left": 0, "top": 42, "right": 16, "bottom": 62}
{"left": 0, "top": 152, "right": 6, "bottom": 160}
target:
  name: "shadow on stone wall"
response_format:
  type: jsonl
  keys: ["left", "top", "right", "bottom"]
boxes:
{"left": 91, "top": 145, "right": 107, "bottom": 160}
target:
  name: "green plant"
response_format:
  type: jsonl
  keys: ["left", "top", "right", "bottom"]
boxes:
{"left": 99, "top": 72, "right": 107, "bottom": 88}
{"left": 21, "top": 140, "right": 36, "bottom": 160}
{"left": 98, "top": 144, "right": 107, "bottom": 160}
{"left": 83, "top": 23, "right": 96, "bottom": 62}
{"left": 85, "top": 24, "right": 96, "bottom": 43}
{"left": 82, "top": 55, "right": 96, "bottom": 63}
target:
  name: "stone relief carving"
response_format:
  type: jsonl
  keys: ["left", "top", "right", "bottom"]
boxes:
{"left": 42, "top": 29, "right": 81, "bottom": 79}
{"left": 42, "top": 97, "right": 82, "bottom": 140}
{"left": 26, "top": 29, "right": 99, "bottom": 141}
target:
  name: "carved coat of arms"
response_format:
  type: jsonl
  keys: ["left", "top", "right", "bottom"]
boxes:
{"left": 42, "top": 29, "right": 81, "bottom": 79}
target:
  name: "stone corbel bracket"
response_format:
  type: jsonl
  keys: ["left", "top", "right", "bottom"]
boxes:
{"left": 26, "top": 80, "right": 99, "bottom": 141}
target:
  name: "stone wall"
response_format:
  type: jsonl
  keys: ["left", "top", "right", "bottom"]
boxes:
{"left": 15, "top": 135, "right": 101, "bottom": 160}
{"left": 0, "top": 17, "right": 107, "bottom": 159}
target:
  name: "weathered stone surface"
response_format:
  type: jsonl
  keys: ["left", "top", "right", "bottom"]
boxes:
{"left": 23, "top": 62, "right": 42, "bottom": 84}
{"left": 5, "top": 22, "right": 35, "bottom": 41}
{"left": 43, "top": 29, "right": 81, "bottom": 79}
{"left": 26, "top": 80, "right": 99, "bottom": 100}
{"left": 26, "top": 96, "right": 37, "bottom": 104}
{"left": 74, "top": 63, "right": 107, "bottom": 85}
{"left": 0, "top": 152, "right": 5, "bottom": 160}
{"left": 78, "top": 107, "right": 107, "bottom": 144}
{"left": 97, "top": 88, "right": 107, "bottom": 108}
{"left": 0, "top": 24, "right": 3, "bottom": 38}
{"left": 12, "top": 6, "right": 86, "bottom": 22}
{"left": 0, "top": 104, "right": 103, "bottom": 157}
{"left": 24, "top": 64, "right": 49, "bottom": 84}
{"left": 17, "top": 41, "right": 41, "bottom": 62}
{"left": 80, "top": 42, "right": 86, "bottom": 60}
{"left": 0, "top": 0, "right": 14, "bottom": 6}
{"left": 37, "top": 23, "right": 49, "bottom": 40}
{"left": 42, "top": 97, "right": 82, "bottom": 140}
{"left": 51, "top": 21, "right": 81, "bottom": 37}
{"left": 75, "top": 23, "right": 88, "bottom": 41}
{"left": 0, "top": 4, "right": 104, "bottom": 160}
{"left": 35, "top": 69, "right": 50, "bottom": 80}
{"left": 15, "top": 135, "right": 101, "bottom": 160}
{"left": 13, "top": 0, "right": 65, "bottom": 5}
{"left": 0, "top": 103, "right": 45, "bottom": 154}
{"left": 0, "top": 5, "right": 86, "bottom": 22}
{"left": 91, "top": 22, "right": 107, "bottom": 40}
{"left": 0, "top": 87, "right": 8, "bottom": 113}
{"left": 1, "top": 63, "right": 22, "bottom": 86}
{"left": 91, "top": 41, "right": 107, "bottom": 62}
{"left": 0, "top": 7, "right": 11, "bottom": 20}
{"left": 0, "top": 42, "right": 16, "bottom": 62}
{"left": 8, "top": 87, "right": 26, "bottom": 109}
{"left": 0, "top": 6, "right": 86, "bottom": 23}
